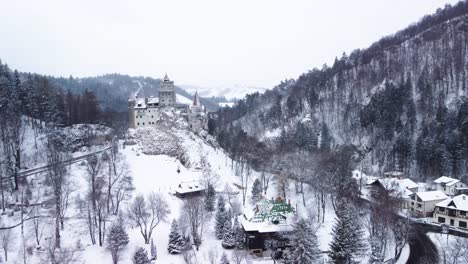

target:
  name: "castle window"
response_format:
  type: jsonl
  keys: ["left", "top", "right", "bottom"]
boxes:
{"left": 143, "top": 123, "right": 145, "bottom": 125}
{"left": 151, "top": 115, "right": 154, "bottom": 118}
{"left": 137, "top": 123, "right": 140, "bottom": 125}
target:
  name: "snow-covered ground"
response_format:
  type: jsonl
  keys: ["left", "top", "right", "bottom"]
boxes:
{"left": 2, "top": 117, "right": 368, "bottom": 264}
{"left": 428, "top": 232, "right": 468, "bottom": 263}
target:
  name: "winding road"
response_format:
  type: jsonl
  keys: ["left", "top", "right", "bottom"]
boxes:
{"left": 407, "top": 225, "right": 438, "bottom": 264}
{"left": 19, "top": 146, "right": 111, "bottom": 178}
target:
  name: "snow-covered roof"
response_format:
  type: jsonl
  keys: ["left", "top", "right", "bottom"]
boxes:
{"left": 434, "top": 176, "right": 460, "bottom": 186}
{"left": 384, "top": 171, "right": 404, "bottom": 177}
{"left": 176, "top": 180, "right": 205, "bottom": 194}
{"left": 134, "top": 98, "right": 146, "bottom": 109}
{"left": 399, "top": 178, "right": 419, "bottom": 190}
{"left": 148, "top": 97, "right": 159, "bottom": 104}
{"left": 369, "top": 178, "right": 418, "bottom": 199}
{"left": 176, "top": 94, "right": 193, "bottom": 105}
{"left": 436, "top": 194, "right": 468, "bottom": 211}
{"left": 416, "top": 190, "right": 448, "bottom": 202}
{"left": 239, "top": 215, "right": 294, "bottom": 233}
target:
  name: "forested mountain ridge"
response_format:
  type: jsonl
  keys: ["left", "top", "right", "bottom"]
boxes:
{"left": 212, "top": 2, "right": 468, "bottom": 180}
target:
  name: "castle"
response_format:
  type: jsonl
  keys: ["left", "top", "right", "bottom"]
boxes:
{"left": 128, "top": 74, "right": 207, "bottom": 132}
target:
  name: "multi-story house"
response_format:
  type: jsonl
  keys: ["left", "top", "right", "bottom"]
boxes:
{"left": 433, "top": 176, "right": 467, "bottom": 196}
{"left": 434, "top": 194, "right": 468, "bottom": 229}
{"left": 408, "top": 190, "right": 448, "bottom": 217}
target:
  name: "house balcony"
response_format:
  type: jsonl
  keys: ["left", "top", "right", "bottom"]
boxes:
{"left": 436, "top": 208, "right": 468, "bottom": 219}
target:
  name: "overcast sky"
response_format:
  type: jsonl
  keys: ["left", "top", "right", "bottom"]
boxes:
{"left": 0, "top": 0, "right": 460, "bottom": 89}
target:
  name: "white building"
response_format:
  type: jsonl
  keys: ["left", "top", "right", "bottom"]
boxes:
{"left": 434, "top": 194, "right": 468, "bottom": 229}
{"left": 129, "top": 97, "right": 160, "bottom": 127}
{"left": 409, "top": 190, "right": 448, "bottom": 217}
{"left": 433, "top": 176, "right": 467, "bottom": 196}
{"left": 128, "top": 75, "right": 207, "bottom": 131}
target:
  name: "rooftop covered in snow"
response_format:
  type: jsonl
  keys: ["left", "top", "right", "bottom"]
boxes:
{"left": 436, "top": 194, "right": 468, "bottom": 211}
{"left": 414, "top": 190, "right": 448, "bottom": 202}
{"left": 434, "top": 176, "right": 460, "bottom": 186}
{"left": 175, "top": 180, "right": 205, "bottom": 195}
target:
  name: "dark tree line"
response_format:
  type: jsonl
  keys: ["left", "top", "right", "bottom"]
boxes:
{"left": 0, "top": 62, "right": 101, "bottom": 127}
{"left": 0, "top": 60, "right": 127, "bottom": 192}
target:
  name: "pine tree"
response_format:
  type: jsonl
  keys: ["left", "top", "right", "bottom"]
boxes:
{"left": 106, "top": 219, "right": 129, "bottom": 264}
{"left": 215, "top": 196, "right": 227, "bottom": 239}
{"left": 222, "top": 218, "right": 235, "bottom": 249}
{"left": 285, "top": 219, "right": 321, "bottom": 263}
{"left": 233, "top": 217, "right": 245, "bottom": 249}
{"left": 369, "top": 236, "right": 384, "bottom": 264}
{"left": 251, "top": 178, "right": 262, "bottom": 203}
{"left": 220, "top": 252, "right": 230, "bottom": 264}
{"left": 167, "top": 220, "right": 184, "bottom": 254}
{"left": 205, "top": 184, "right": 216, "bottom": 212}
{"left": 329, "top": 202, "right": 366, "bottom": 264}
{"left": 320, "top": 123, "right": 332, "bottom": 152}
{"left": 150, "top": 238, "right": 157, "bottom": 260}
{"left": 133, "top": 247, "right": 150, "bottom": 264}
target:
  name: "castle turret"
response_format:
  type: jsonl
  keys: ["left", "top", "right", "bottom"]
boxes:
{"left": 193, "top": 91, "right": 198, "bottom": 106}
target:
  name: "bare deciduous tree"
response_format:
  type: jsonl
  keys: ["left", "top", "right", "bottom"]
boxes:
{"left": 0, "top": 228, "right": 14, "bottom": 262}
{"left": 129, "top": 192, "right": 169, "bottom": 244}
{"left": 200, "top": 154, "right": 219, "bottom": 189}
{"left": 109, "top": 159, "right": 134, "bottom": 215}
{"left": 85, "top": 154, "right": 107, "bottom": 246}
{"left": 46, "top": 136, "right": 70, "bottom": 249}
{"left": 181, "top": 196, "right": 207, "bottom": 251}
{"left": 39, "top": 236, "right": 81, "bottom": 264}
{"left": 231, "top": 249, "right": 249, "bottom": 264}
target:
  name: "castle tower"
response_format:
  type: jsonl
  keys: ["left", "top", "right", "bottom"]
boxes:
{"left": 128, "top": 96, "right": 136, "bottom": 128}
{"left": 159, "top": 74, "right": 176, "bottom": 107}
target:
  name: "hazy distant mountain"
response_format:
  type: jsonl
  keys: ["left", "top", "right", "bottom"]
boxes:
{"left": 179, "top": 83, "right": 268, "bottom": 101}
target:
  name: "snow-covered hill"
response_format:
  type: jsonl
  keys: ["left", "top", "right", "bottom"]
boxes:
{"left": 2, "top": 114, "right": 347, "bottom": 263}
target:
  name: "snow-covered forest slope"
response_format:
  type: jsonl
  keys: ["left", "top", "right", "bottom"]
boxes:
{"left": 212, "top": 2, "right": 468, "bottom": 180}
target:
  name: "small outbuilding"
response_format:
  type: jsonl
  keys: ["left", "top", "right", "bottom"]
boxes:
{"left": 175, "top": 180, "right": 205, "bottom": 198}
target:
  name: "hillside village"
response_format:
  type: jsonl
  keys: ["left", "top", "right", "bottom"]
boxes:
{"left": 366, "top": 173, "right": 468, "bottom": 230}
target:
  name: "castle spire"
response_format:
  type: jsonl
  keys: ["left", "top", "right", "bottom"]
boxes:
{"left": 193, "top": 91, "right": 198, "bottom": 106}
{"left": 163, "top": 73, "right": 170, "bottom": 82}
